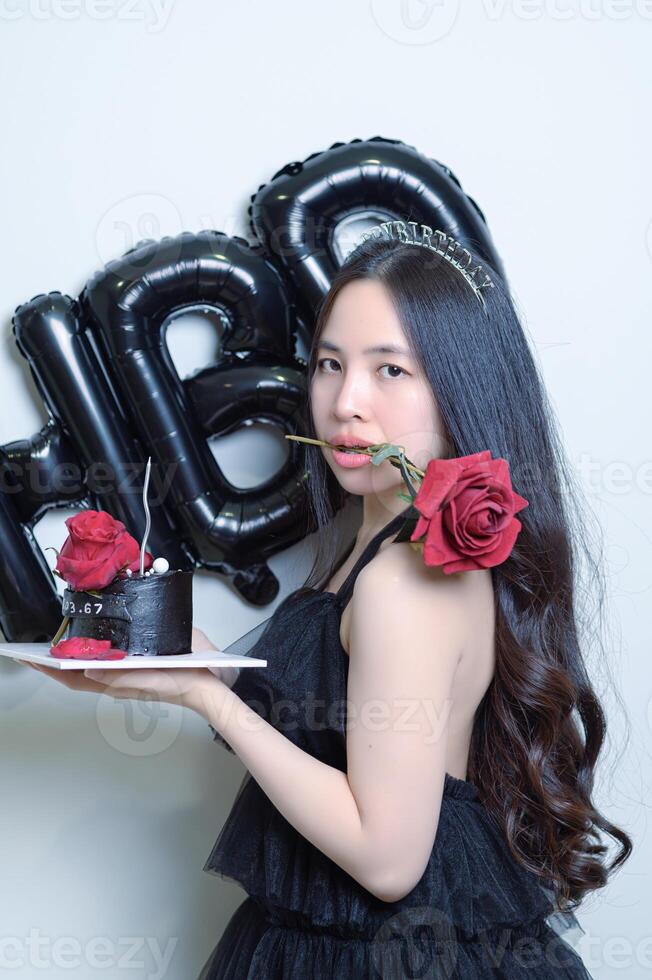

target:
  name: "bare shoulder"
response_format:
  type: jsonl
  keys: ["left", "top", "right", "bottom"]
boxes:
{"left": 360, "top": 539, "right": 475, "bottom": 612}
{"left": 342, "top": 538, "right": 494, "bottom": 668}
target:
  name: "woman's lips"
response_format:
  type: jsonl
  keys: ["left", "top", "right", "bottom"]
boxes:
{"left": 331, "top": 447, "right": 372, "bottom": 468}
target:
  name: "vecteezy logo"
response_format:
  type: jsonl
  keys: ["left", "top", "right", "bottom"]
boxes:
{"left": 370, "top": 0, "right": 460, "bottom": 44}
{"left": 369, "top": 906, "right": 460, "bottom": 978}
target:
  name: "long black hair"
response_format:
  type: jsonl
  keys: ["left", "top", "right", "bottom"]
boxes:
{"left": 296, "top": 231, "right": 632, "bottom": 911}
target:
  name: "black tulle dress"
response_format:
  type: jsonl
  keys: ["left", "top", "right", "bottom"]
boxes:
{"left": 198, "top": 513, "right": 593, "bottom": 979}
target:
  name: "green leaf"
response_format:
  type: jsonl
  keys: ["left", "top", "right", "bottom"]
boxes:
{"left": 395, "top": 491, "right": 413, "bottom": 504}
{"left": 370, "top": 444, "right": 404, "bottom": 466}
{"left": 398, "top": 458, "right": 420, "bottom": 497}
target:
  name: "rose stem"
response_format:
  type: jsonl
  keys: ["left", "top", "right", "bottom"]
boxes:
{"left": 50, "top": 616, "right": 70, "bottom": 647}
{"left": 284, "top": 434, "right": 425, "bottom": 480}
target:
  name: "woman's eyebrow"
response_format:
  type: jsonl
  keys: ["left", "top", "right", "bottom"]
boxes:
{"left": 317, "top": 340, "right": 412, "bottom": 357}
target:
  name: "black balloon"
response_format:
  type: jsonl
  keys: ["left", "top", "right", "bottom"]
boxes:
{"left": 248, "top": 135, "right": 505, "bottom": 326}
{"left": 0, "top": 421, "right": 71, "bottom": 641}
{"left": 12, "top": 292, "right": 183, "bottom": 565}
{"left": 1, "top": 136, "right": 502, "bottom": 641}
{"left": 81, "top": 231, "right": 310, "bottom": 605}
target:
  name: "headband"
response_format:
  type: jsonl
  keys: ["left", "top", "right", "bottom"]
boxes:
{"left": 357, "top": 219, "right": 495, "bottom": 310}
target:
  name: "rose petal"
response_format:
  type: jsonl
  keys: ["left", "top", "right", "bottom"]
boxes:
{"left": 50, "top": 636, "right": 129, "bottom": 660}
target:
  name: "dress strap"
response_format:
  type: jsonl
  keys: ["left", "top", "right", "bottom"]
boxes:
{"left": 335, "top": 509, "right": 415, "bottom": 608}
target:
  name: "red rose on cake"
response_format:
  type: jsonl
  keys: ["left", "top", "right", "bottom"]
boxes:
{"left": 46, "top": 464, "right": 192, "bottom": 661}
{"left": 55, "top": 510, "right": 153, "bottom": 591}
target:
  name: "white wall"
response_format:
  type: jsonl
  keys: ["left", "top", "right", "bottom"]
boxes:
{"left": 0, "top": 2, "right": 650, "bottom": 977}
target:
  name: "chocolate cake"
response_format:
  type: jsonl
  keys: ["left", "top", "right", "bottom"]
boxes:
{"left": 61, "top": 568, "right": 193, "bottom": 656}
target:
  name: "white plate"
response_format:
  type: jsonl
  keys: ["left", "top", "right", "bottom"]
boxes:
{"left": 0, "top": 643, "right": 267, "bottom": 670}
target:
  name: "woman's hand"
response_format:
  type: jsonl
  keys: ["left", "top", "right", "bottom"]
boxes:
{"left": 21, "top": 626, "right": 229, "bottom": 716}
{"left": 25, "top": 660, "right": 222, "bottom": 715}
{"left": 24, "top": 660, "right": 111, "bottom": 696}
{"left": 191, "top": 627, "right": 241, "bottom": 688}
{"left": 192, "top": 626, "right": 218, "bottom": 652}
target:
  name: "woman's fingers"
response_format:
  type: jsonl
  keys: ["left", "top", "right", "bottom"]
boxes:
{"left": 192, "top": 627, "right": 219, "bottom": 652}
{"left": 23, "top": 662, "right": 111, "bottom": 693}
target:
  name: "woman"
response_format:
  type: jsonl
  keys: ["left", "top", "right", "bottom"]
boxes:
{"left": 31, "top": 222, "right": 632, "bottom": 978}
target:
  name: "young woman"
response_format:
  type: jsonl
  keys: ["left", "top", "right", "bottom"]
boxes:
{"left": 31, "top": 222, "right": 632, "bottom": 978}
{"left": 195, "top": 223, "right": 632, "bottom": 979}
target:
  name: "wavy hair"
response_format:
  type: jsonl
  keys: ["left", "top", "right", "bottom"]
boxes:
{"left": 295, "top": 231, "right": 632, "bottom": 911}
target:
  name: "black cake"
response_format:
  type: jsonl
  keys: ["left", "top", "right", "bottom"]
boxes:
{"left": 62, "top": 568, "right": 193, "bottom": 656}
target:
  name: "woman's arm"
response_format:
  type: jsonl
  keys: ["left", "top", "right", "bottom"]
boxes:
{"left": 195, "top": 544, "right": 466, "bottom": 903}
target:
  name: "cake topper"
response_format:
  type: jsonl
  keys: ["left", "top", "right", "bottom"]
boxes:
{"left": 140, "top": 456, "right": 152, "bottom": 577}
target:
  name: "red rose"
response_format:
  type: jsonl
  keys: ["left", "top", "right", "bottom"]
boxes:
{"left": 410, "top": 450, "right": 528, "bottom": 574}
{"left": 55, "top": 509, "right": 153, "bottom": 591}
{"left": 50, "top": 637, "right": 127, "bottom": 660}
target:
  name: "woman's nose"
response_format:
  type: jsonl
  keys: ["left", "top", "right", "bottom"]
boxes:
{"left": 332, "top": 372, "right": 369, "bottom": 418}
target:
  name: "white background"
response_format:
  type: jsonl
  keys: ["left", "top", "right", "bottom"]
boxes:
{"left": 0, "top": 2, "right": 650, "bottom": 977}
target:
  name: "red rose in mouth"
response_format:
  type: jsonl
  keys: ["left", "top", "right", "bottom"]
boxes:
{"left": 410, "top": 450, "right": 528, "bottom": 574}
{"left": 55, "top": 509, "right": 153, "bottom": 591}
{"left": 50, "top": 637, "right": 127, "bottom": 660}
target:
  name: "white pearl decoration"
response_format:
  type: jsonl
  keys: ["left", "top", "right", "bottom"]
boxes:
{"left": 152, "top": 557, "right": 169, "bottom": 575}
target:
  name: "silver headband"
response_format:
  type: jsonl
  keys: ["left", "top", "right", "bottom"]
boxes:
{"left": 357, "top": 220, "right": 495, "bottom": 310}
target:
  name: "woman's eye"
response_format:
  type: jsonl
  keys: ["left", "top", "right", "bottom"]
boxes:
{"left": 378, "top": 363, "right": 408, "bottom": 380}
{"left": 316, "top": 358, "right": 408, "bottom": 380}
{"left": 317, "top": 357, "right": 339, "bottom": 373}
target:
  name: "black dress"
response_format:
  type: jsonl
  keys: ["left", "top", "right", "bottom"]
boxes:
{"left": 198, "top": 513, "right": 593, "bottom": 979}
